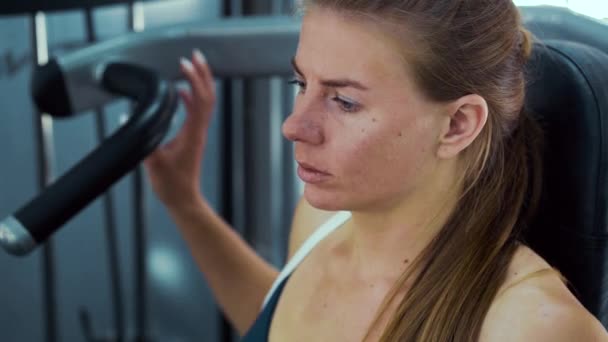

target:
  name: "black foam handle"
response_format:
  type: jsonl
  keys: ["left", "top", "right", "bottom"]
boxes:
{"left": 16, "top": 62, "right": 177, "bottom": 244}
{"left": 31, "top": 59, "right": 73, "bottom": 117}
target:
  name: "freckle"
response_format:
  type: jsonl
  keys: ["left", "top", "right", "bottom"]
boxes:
{"left": 323, "top": 302, "right": 327, "bottom": 308}
{"left": 404, "top": 259, "right": 410, "bottom": 264}
{"left": 372, "top": 118, "right": 377, "bottom": 122}
{"left": 361, "top": 128, "right": 365, "bottom": 133}
{"left": 398, "top": 132, "right": 403, "bottom": 137}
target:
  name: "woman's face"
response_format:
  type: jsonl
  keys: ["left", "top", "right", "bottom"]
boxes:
{"left": 283, "top": 7, "right": 448, "bottom": 212}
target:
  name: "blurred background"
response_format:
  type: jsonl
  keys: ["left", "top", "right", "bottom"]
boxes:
{"left": 517, "top": 0, "right": 608, "bottom": 20}
{"left": 0, "top": 0, "right": 605, "bottom": 341}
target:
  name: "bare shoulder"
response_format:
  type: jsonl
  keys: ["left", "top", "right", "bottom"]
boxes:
{"left": 287, "top": 196, "right": 337, "bottom": 260}
{"left": 480, "top": 245, "right": 608, "bottom": 341}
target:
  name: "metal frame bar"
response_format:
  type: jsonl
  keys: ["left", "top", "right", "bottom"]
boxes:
{"left": 30, "top": 11, "right": 59, "bottom": 342}
{"left": 0, "top": 0, "right": 154, "bottom": 15}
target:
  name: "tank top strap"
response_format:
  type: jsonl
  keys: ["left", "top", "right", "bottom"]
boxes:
{"left": 261, "top": 210, "right": 352, "bottom": 309}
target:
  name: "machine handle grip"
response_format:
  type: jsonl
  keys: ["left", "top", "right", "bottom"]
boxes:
{"left": 0, "top": 62, "right": 177, "bottom": 256}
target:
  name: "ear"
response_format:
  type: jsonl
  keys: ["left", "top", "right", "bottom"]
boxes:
{"left": 437, "top": 94, "right": 488, "bottom": 159}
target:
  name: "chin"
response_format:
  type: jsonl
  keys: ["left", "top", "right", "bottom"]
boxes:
{"left": 303, "top": 185, "right": 352, "bottom": 212}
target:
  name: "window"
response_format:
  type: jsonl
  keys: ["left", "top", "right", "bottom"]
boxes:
{"left": 515, "top": 0, "right": 608, "bottom": 21}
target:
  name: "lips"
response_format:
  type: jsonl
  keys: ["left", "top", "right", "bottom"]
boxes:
{"left": 296, "top": 161, "right": 332, "bottom": 184}
{"left": 298, "top": 162, "right": 328, "bottom": 174}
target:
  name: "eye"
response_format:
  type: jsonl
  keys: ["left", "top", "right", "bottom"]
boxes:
{"left": 288, "top": 78, "right": 306, "bottom": 94}
{"left": 333, "top": 96, "right": 361, "bottom": 113}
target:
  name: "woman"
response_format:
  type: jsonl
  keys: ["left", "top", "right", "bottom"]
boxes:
{"left": 144, "top": 0, "right": 608, "bottom": 340}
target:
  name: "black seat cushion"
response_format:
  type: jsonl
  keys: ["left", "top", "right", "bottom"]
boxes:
{"left": 523, "top": 40, "right": 608, "bottom": 326}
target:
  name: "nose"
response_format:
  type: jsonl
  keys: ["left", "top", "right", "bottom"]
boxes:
{"left": 282, "top": 106, "right": 324, "bottom": 145}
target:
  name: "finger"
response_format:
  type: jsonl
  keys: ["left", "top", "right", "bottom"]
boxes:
{"left": 178, "top": 78, "right": 209, "bottom": 126}
{"left": 180, "top": 57, "right": 207, "bottom": 101}
{"left": 192, "top": 49, "right": 215, "bottom": 94}
{"left": 180, "top": 108, "right": 208, "bottom": 146}
{"left": 179, "top": 86, "right": 209, "bottom": 128}
{"left": 179, "top": 73, "right": 215, "bottom": 127}
{"left": 178, "top": 88, "right": 195, "bottom": 112}
{"left": 175, "top": 88, "right": 207, "bottom": 145}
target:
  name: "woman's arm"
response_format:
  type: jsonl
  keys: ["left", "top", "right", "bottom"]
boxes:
{"left": 144, "top": 50, "right": 277, "bottom": 335}
{"left": 169, "top": 195, "right": 335, "bottom": 334}
{"left": 167, "top": 197, "right": 278, "bottom": 335}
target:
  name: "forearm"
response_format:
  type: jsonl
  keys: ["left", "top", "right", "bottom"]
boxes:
{"left": 167, "top": 197, "right": 279, "bottom": 335}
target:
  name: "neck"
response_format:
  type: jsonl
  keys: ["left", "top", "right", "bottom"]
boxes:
{"left": 345, "top": 162, "right": 461, "bottom": 280}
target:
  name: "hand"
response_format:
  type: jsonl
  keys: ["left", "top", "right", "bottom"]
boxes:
{"left": 144, "top": 49, "right": 216, "bottom": 210}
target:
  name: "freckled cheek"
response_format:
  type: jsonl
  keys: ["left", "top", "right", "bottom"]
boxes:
{"left": 327, "top": 116, "right": 423, "bottom": 177}
{"left": 388, "top": 134, "right": 428, "bottom": 172}
{"left": 348, "top": 135, "right": 428, "bottom": 191}
{"left": 332, "top": 135, "right": 391, "bottom": 181}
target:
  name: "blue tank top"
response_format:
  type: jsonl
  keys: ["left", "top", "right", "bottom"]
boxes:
{"left": 240, "top": 211, "right": 352, "bottom": 341}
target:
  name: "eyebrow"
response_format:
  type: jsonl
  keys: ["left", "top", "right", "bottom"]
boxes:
{"left": 291, "top": 57, "right": 369, "bottom": 91}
